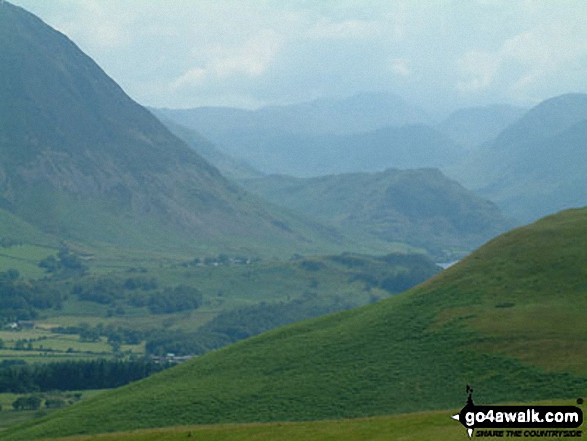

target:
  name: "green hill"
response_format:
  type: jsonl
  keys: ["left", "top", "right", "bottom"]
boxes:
{"left": 0, "top": 1, "right": 354, "bottom": 256}
{"left": 241, "top": 168, "right": 512, "bottom": 256}
{"left": 5, "top": 207, "right": 587, "bottom": 440}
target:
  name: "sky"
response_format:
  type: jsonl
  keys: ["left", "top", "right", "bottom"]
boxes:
{"left": 10, "top": 0, "right": 587, "bottom": 115}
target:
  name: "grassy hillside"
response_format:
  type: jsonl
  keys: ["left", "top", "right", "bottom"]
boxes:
{"left": 4, "top": 208, "right": 587, "bottom": 439}
{"left": 38, "top": 399, "right": 587, "bottom": 441}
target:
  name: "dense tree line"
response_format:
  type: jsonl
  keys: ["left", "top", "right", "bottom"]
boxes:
{"left": 0, "top": 359, "right": 170, "bottom": 393}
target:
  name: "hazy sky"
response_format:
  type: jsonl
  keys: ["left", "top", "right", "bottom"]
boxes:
{"left": 10, "top": 0, "right": 587, "bottom": 114}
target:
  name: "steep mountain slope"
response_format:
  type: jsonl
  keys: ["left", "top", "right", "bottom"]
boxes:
{"left": 0, "top": 2, "right": 348, "bottom": 254}
{"left": 241, "top": 168, "right": 512, "bottom": 255}
{"left": 438, "top": 104, "right": 526, "bottom": 149}
{"left": 7, "top": 207, "right": 587, "bottom": 439}
{"left": 448, "top": 94, "right": 587, "bottom": 222}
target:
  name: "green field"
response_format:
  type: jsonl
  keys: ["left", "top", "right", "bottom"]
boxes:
{"left": 0, "top": 250, "right": 436, "bottom": 371}
{"left": 0, "top": 328, "right": 143, "bottom": 364}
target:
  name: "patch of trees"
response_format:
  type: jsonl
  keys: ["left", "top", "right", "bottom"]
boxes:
{"left": 12, "top": 395, "right": 41, "bottom": 410}
{"left": 71, "top": 277, "right": 202, "bottom": 314}
{"left": 145, "top": 286, "right": 203, "bottom": 314}
{"left": 10, "top": 392, "right": 82, "bottom": 412}
{"left": 55, "top": 323, "right": 144, "bottom": 346}
{"left": 0, "top": 359, "right": 170, "bottom": 393}
{"left": 340, "top": 252, "right": 439, "bottom": 293}
{"left": 0, "top": 270, "right": 66, "bottom": 322}
{"left": 39, "top": 247, "right": 88, "bottom": 276}
{"left": 72, "top": 276, "right": 158, "bottom": 305}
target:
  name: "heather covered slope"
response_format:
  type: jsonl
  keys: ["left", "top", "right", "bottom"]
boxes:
{"left": 0, "top": 2, "right": 350, "bottom": 254}
{"left": 5, "top": 208, "right": 587, "bottom": 439}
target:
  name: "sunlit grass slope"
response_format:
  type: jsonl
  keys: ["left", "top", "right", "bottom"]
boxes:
{"left": 4, "top": 208, "right": 587, "bottom": 440}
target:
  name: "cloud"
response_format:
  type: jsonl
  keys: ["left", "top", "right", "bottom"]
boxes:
{"left": 456, "top": 49, "right": 501, "bottom": 92}
{"left": 211, "top": 30, "right": 281, "bottom": 78}
{"left": 306, "top": 18, "right": 383, "bottom": 40}
{"left": 456, "top": 25, "right": 587, "bottom": 97}
{"left": 47, "top": 0, "right": 135, "bottom": 50}
{"left": 171, "top": 30, "right": 281, "bottom": 91}
{"left": 390, "top": 58, "right": 411, "bottom": 76}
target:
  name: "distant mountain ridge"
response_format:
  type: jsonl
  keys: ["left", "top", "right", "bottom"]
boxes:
{"left": 156, "top": 92, "right": 431, "bottom": 138}
{"left": 154, "top": 93, "right": 444, "bottom": 177}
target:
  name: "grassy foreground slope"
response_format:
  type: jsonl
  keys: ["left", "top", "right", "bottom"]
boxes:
{"left": 4, "top": 209, "right": 587, "bottom": 439}
{"left": 44, "top": 399, "right": 587, "bottom": 441}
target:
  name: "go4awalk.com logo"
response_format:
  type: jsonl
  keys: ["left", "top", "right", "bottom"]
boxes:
{"left": 451, "top": 386, "right": 584, "bottom": 438}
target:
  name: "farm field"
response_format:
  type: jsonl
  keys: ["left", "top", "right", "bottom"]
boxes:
{"left": 0, "top": 327, "right": 143, "bottom": 364}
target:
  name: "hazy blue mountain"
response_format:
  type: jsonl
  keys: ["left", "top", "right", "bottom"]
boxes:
{"left": 438, "top": 104, "right": 527, "bottom": 149}
{"left": 157, "top": 92, "right": 431, "bottom": 139}
{"left": 241, "top": 168, "right": 512, "bottom": 255}
{"left": 0, "top": 2, "right": 348, "bottom": 254}
{"left": 447, "top": 93, "right": 587, "bottom": 222}
{"left": 151, "top": 114, "right": 264, "bottom": 181}
{"left": 159, "top": 123, "right": 463, "bottom": 178}
{"left": 155, "top": 93, "right": 443, "bottom": 177}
